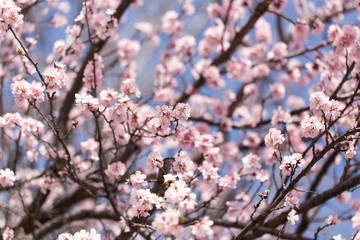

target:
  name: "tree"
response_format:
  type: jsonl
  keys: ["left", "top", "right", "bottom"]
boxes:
{"left": 0, "top": 0, "right": 360, "bottom": 239}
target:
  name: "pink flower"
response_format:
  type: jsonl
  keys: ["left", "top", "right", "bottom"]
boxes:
{"left": 292, "top": 21, "right": 310, "bottom": 42}
{"left": 255, "top": 18, "right": 272, "bottom": 43}
{"left": 328, "top": 99, "right": 344, "bottom": 119}
{"left": 300, "top": 115, "right": 323, "bottom": 138}
{"left": 173, "top": 154, "right": 193, "bottom": 173}
{"left": 271, "top": 106, "right": 292, "bottom": 127}
{"left": 176, "top": 124, "right": 199, "bottom": 149}
{"left": 173, "top": 103, "right": 191, "bottom": 121}
{"left": 21, "top": 117, "right": 44, "bottom": 137}
{"left": 326, "top": 215, "right": 341, "bottom": 225}
{"left": 131, "top": 188, "right": 163, "bottom": 217}
{"left": 280, "top": 153, "right": 304, "bottom": 176}
{"left": 80, "top": 138, "right": 99, "bottom": 161}
{"left": 146, "top": 152, "right": 164, "bottom": 169}
{"left": 337, "top": 25, "right": 358, "bottom": 48}
{"left": 242, "top": 153, "right": 261, "bottom": 169}
{"left": 26, "top": 150, "right": 38, "bottom": 163}
{"left": 121, "top": 78, "right": 141, "bottom": 97}
{"left": 352, "top": 210, "right": 360, "bottom": 229}
{"left": 312, "top": 18, "right": 324, "bottom": 35}
{"left": 2, "top": 227, "right": 14, "bottom": 240}
{"left": 179, "top": 192, "right": 197, "bottom": 211}
{"left": 0, "top": 168, "right": 16, "bottom": 188}
{"left": 264, "top": 128, "right": 285, "bottom": 147}
{"left": 162, "top": 54, "right": 185, "bottom": 75}
{"left": 344, "top": 141, "right": 356, "bottom": 159}
{"left": 219, "top": 174, "right": 240, "bottom": 190}
{"left": 105, "top": 162, "right": 126, "bottom": 180}
{"left": 191, "top": 216, "right": 214, "bottom": 239}
{"left": 73, "top": 229, "right": 100, "bottom": 240}
{"left": 251, "top": 63, "right": 270, "bottom": 78}
{"left": 164, "top": 179, "right": 192, "bottom": 205}
{"left": 209, "top": 98, "right": 228, "bottom": 118}
{"left": 50, "top": 13, "right": 67, "bottom": 28}
{"left": 83, "top": 53, "right": 103, "bottom": 90}
{"left": 284, "top": 195, "right": 300, "bottom": 208}
{"left": 0, "top": 0, "right": 23, "bottom": 33}
{"left": 75, "top": 91, "right": 99, "bottom": 111}
{"left": 161, "top": 11, "right": 183, "bottom": 35}
{"left": 156, "top": 105, "right": 175, "bottom": 127}
{"left": 195, "top": 135, "right": 214, "bottom": 154}
{"left": 163, "top": 173, "right": 177, "bottom": 186}
{"left": 0, "top": 112, "right": 22, "bottom": 128}
{"left": 270, "top": 82, "right": 286, "bottom": 101}
{"left": 269, "top": 0, "right": 287, "bottom": 13}
{"left": 267, "top": 42, "right": 288, "bottom": 65}
{"left": 328, "top": 24, "right": 342, "bottom": 42}
{"left": 117, "top": 39, "right": 140, "bottom": 63}
{"left": 29, "top": 81, "right": 45, "bottom": 102}
{"left": 256, "top": 170, "right": 270, "bottom": 183}
{"left": 129, "top": 171, "right": 148, "bottom": 189}
{"left": 53, "top": 40, "right": 66, "bottom": 56}
{"left": 287, "top": 209, "right": 299, "bottom": 225}
{"left": 203, "top": 66, "right": 225, "bottom": 89}
{"left": 107, "top": 102, "right": 128, "bottom": 123}
{"left": 135, "top": 21, "right": 153, "bottom": 35}
{"left": 57, "top": 233, "right": 73, "bottom": 240}
{"left": 119, "top": 217, "right": 130, "bottom": 233}
{"left": 175, "top": 35, "right": 196, "bottom": 59}
{"left": 11, "top": 79, "right": 45, "bottom": 105}
{"left": 333, "top": 234, "right": 345, "bottom": 240}
{"left": 337, "top": 191, "right": 351, "bottom": 203}
{"left": 99, "top": 88, "right": 118, "bottom": 106}
{"left": 242, "top": 132, "right": 261, "bottom": 147}
{"left": 43, "top": 64, "right": 67, "bottom": 93}
{"left": 198, "top": 161, "right": 219, "bottom": 182}
{"left": 152, "top": 209, "right": 183, "bottom": 235}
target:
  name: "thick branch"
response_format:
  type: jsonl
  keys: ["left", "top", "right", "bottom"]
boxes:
{"left": 34, "top": 210, "right": 118, "bottom": 239}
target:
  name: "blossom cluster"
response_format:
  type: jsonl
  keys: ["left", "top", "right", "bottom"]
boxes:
{"left": 0, "top": 168, "right": 16, "bottom": 188}
{"left": 11, "top": 78, "right": 45, "bottom": 106}
{"left": 0, "top": 0, "right": 23, "bottom": 34}
{"left": 57, "top": 228, "right": 100, "bottom": 240}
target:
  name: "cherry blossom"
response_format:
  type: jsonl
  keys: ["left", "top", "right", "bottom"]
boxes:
{"left": 83, "top": 54, "right": 103, "bottom": 90}
{"left": 1, "top": 1, "right": 360, "bottom": 239}
{"left": 146, "top": 152, "right": 164, "bottom": 169}
{"left": 121, "top": 78, "right": 141, "bottom": 97}
{"left": 117, "top": 39, "right": 140, "bottom": 63}
{"left": 161, "top": 11, "right": 183, "bottom": 36}
{"left": 58, "top": 228, "right": 101, "bottom": 240}
{"left": 2, "top": 227, "right": 14, "bottom": 240}
{"left": 326, "top": 215, "right": 341, "bottom": 225}
{"left": 128, "top": 171, "right": 148, "bottom": 189}
{"left": 43, "top": 63, "right": 67, "bottom": 93}
{"left": 301, "top": 115, "right": 323, "bottom": 138}
{"left": 152, "top": 208, "right": 183, "bottom": 236}
{"left": 105, "top": 162, "right": 126, "bottom": 180}
{"left": 130, "top": 188, "right": 163, "bottom": 217}
{"left": 264, "top": 128, "right": 285, "bottom": 147}
{"left": 190, "top": 216, "right": 214, "bottom": 239}
{"left": 173, "top": 154, "right": 193, "bottom": 173}
{"left": 75, "top": 91, "right": 100, "bottom": 111}
{"left": 287, "top": 209, "right": 299, "bottom": 225}
{"left": 0, "top": 0, "right": 23, "bottom": 33}
{"left": 280, "top": 153, "right": 304, "bottom": 176}
{"left": 0, "top": 168, "right": 16, "bottom": 188}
